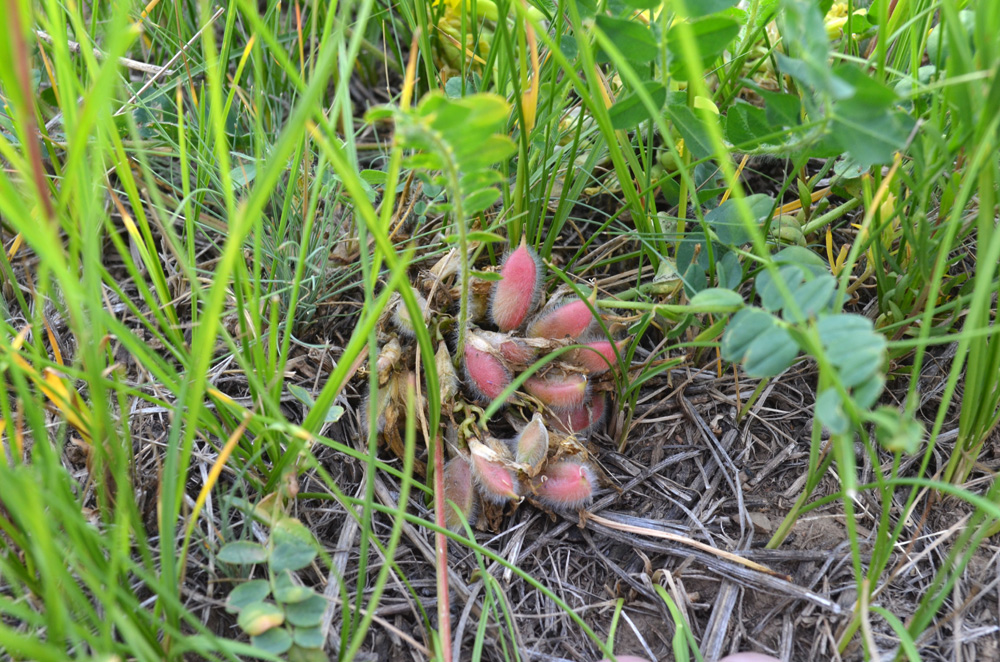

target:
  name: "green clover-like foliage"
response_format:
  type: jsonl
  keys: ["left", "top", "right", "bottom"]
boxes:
{"left": 217, "top": 516, "right": 328, "bottom": 658}
{"left": 722, "top": 246, "right": 889, "bottom": 435}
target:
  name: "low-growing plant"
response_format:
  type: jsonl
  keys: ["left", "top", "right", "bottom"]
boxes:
{"left": 219, "top": 517, "right": 327, "bottom": 658}
{"left": 371, "top": 232, "right": 628, "bottom": 527}
{"left": 3, "top": 0, "right": 1000, "bottom": 659}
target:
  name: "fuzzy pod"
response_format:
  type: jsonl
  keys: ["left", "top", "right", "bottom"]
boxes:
{"left": 364, "top": 385, "right": 390, "bottom": 434}
{"left": 548, "top": 392, "right": 607, "bottom": 435}
{"left": 498, "top": 337, "right": 538, "bottom": 364}
{"left": 566, "top": 338, "right": 629, "bottom": 375}
{"left": 463, "top": 334, "right": 512, "bottom": 402}
{"left": 526, "top": 295, "right": 598, "bottom": 340}
{"left": 375, "top": 337, "right": 403, "bottom": 385}
{"left": 474, "top": 330, "right": 539, "bottom": 365}
{"left": 442, "top": 456, "right": 478, "bottom": 531}
{"left": 532, "top": 458, "right": 597, "bottom": 510}
{"left": 436, "top": 342, "right": 460, "bottom": 403}
{"left": 524, "top": 372, "right": 588, "bottom": 411}
{"left": 366, "top": 369, "right": 411, "bottom": 435}
{"left": 512, "top": 413, "right": 549, "bottom": 475}
{"left": 466, "top": 277, "right": 493, "bottom": 324}
{"left": 490, "top": 237, "right": 542, "bottom": 332}
{"left": 391, "top": 291, "right": 429, "bottom": 337}
{"left": 468, "top": 439, "right": 520, "bottom": 504}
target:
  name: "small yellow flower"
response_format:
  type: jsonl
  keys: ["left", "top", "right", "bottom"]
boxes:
{"left": 693, "top": 95, "right": 719, "bottom": 115}
{"left": 434, "top": 0, "right": 500, "bottom": 22}
{"left": 824, "top": 2, "right": 868, "bottom": 39}
{"left": 433, "top": 0, "right": 492, "bottom": 80}
{"left": 432, "top": 0, "right": 544, "bottom": 82}
{"left": 878, "top": 192, "right": 897, "bottom": 226}
{"left": 826, "top": 227, "right": 850, "bottom": 276}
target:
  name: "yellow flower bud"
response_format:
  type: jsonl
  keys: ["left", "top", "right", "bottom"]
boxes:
{"left": 824, "top": 2, "right": 867, "bottom": 39}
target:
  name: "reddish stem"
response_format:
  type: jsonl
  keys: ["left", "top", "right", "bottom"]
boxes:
{"left": 9, "top": 3, "right": 55, "bottom": 222}
{"left": 432, "top": 433, "right": 454, "bottom": 662}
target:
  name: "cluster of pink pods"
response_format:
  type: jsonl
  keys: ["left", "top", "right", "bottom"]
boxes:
{"left": 442, "top": 238, "right": 628, "bottom": 531}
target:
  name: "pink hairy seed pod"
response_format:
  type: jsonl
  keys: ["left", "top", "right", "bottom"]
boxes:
{"left": 526, "top": 293, "right": 598, "bottom": 339}
{"left": 468, "top": 439, "right": 520, "bottom": 504}
{"left": 532, "top": 458, "right": 597, "bottom": 510}
{"left": 566, "top": 338, "right": 629, "bottom": 375}
{"left": 442, "top": 456, "right": 478, "bottom": 531}
{"left": 524, "top": 372, "right": 588, "bottom": 411}
{"left": 490, "top": 237, "right": 542, "bottom": 332}
{"left": 463, "top": 333, "right": 512, "bottom": 402}
{"left": 512, "top": 413, "right": 549, "bottom": 476}
{"left": 474, "top": 330, "right": 539, "bottom": 365}
{"left": 498, "top": 337, "right": 538, "bottom": 364}
{"left": 548, "top": 392, "right": 607, "bottom": 435}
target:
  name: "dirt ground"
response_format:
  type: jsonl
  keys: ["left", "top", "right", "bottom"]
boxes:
{"left": 299, "top": 356, "right": 1000, "bottom": 661}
